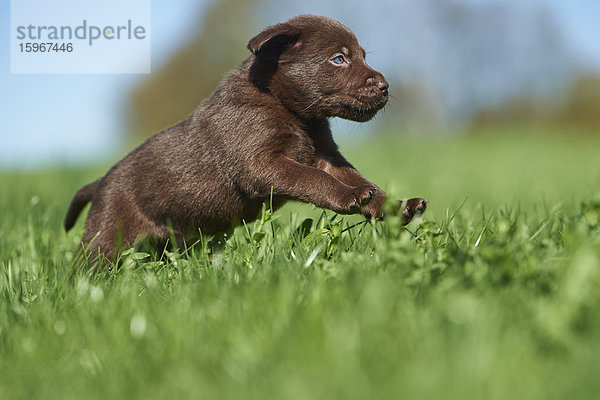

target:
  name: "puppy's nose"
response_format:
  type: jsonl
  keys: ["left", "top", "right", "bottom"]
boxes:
{"left": 367, "top": 75, "right": 389, "bottom": 97}
{"left": 377, "top": 80, "right": 389, "bottom": 92}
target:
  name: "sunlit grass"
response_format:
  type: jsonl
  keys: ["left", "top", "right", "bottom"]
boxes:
{"left": 1, "top": 131, "right": 600, "bottom": 399}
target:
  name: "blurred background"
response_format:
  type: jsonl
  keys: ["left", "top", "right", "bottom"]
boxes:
{"left": 1, "top": 0, "right": 599, "bottom": 168}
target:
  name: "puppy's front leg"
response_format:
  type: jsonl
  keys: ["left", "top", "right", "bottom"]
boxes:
{"left": 315, "top": 151, "right": 385, "bottom": 218}
{"left": 257, "top": 157, "right": 375, "bottom": 214}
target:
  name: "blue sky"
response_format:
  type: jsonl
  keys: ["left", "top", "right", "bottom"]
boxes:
{"left": 1, "top": 0, "right": 599, "bottom": 169}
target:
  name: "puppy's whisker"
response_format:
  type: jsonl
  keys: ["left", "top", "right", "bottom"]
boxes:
{"left": 301, "top": 98, "right": 320, "bottom": 113}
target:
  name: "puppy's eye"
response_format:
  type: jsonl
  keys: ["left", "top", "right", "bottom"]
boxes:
{"left": 331, "top": 55, "right": 346, "bottom": 65}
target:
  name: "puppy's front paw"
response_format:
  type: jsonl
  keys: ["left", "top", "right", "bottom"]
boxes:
{"left": 340, "top": 184, "right": 374, "bottom": 214}
{"left": 362, "top": 190, "right": 385, "bottom": 219}
{"left": 350, "top": 184, "right": 375, "bottom": 212}
{"left": 399, "top": 198, "right": 428, "bottom": 225}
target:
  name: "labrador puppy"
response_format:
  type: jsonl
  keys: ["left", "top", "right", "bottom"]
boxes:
{"left": 65, "top": 15, "right": 427, "bottom": 265}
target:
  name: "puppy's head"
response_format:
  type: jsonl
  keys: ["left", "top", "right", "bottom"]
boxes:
{"left": 248, "top": 15, "right": 389, "bottom": 122}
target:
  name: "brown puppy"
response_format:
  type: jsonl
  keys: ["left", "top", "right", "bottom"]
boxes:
{"left": 65, "top": 15, "right": 427, "bottom": 264}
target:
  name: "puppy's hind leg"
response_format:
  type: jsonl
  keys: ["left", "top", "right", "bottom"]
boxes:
{"left": 70, "top": 230, "right": 116, "bottom": 277}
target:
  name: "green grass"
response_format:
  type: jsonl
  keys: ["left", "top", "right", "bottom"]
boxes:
{"left": 1, "top": 131, "right": 600, "bottom": 399}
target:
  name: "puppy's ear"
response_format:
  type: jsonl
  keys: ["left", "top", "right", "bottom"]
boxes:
{"left": 247, "top": 23, "right": 301, "bottom": 59}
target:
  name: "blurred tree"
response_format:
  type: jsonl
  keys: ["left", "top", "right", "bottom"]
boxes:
{"left": 389, "top": 0, "right": 572, "bottom": 130}
{"left": 127, "top": 0, "right": 263, "bottom": 139}
{"left": 470, "top": 97, "right": 550, "bottom": 129}
{"left": 470, "top": 72, "right": 600, "bottom": 133}
{"left": 559, "top": 73, "right": 600, "bottom": 130}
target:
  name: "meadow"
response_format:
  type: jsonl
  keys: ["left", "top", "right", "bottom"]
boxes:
{"left": 1, "top": 130, "right": 600, "bottom": 399}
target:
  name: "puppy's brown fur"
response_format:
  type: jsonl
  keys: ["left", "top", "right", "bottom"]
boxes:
{"left": 65, "top": 15, "right": 426, "bottom": 264}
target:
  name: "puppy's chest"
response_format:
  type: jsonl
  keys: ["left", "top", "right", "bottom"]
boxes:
{"left": 288, "top": 132, "right": 317, "bottom": 166}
